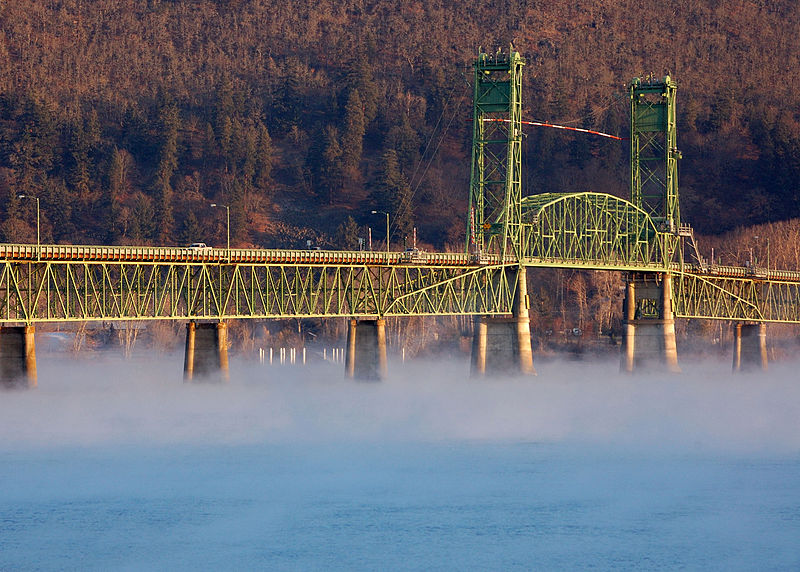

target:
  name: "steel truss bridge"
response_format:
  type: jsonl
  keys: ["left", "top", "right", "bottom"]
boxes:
{"left": 2, "top": 49, "right": 800, "bottom": 327}
{"left": 1, "top": 235, "right": 799, "bottom": 325}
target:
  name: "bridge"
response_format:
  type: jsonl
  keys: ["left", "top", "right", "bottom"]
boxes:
{"left": 2, "top": 48, "right": 798, "bottom": 386}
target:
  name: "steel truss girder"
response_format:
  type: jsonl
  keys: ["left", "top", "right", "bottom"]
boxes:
{"left": 519, "top": 192, "right": 672, "bottom": 268}
{"left": 0, "top": 261, "right": 519, "bottom": 324}
{"left": 4, "top": 260, "right": 800, "bottom": 325}
{"left": 673, "top": 272, "right": 800, "bottom": 323}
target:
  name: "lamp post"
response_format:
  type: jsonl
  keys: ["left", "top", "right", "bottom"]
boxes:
{"left": 371, "top": 210, "right": 389, "bottom": 256}
{"left": 17, "top": 194, "right": 40, "bottom": 260}
{"left": 210, "top": 203, "right": 230, "bottom": 259}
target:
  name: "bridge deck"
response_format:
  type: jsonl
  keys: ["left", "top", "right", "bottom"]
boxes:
{"left": 0, "top": 244, "right": 480, "bottom": 266}
{"left": 3, "top": 243, "right": 800, "bottom": 282}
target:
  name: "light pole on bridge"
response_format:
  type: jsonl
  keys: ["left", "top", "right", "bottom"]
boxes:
{"left": 17, "top": 194, "right": 40, "bottom": 261}
{"left": 371, "top": 210, "right": 390, "bottom": 256}
{"left": 210, "top": 203, "right": 230, "bottom": 260}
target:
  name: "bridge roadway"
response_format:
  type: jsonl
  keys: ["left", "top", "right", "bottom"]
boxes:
{"left": 3, "top": 243, "right": 800, "bottom": 282}
{"left": 0, "top": 243, "right": 479, "bottom": 266}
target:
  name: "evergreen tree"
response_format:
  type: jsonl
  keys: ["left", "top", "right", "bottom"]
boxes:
{"left": 131, "top": 193, "right": 156, "bottom": 241}
{"left": 45, "top": 178, "right": 75, "bottom": 242}
{"left": 421, "top": 58, "right": 449, "bottom": 131}
{"left": 2, "top": 95, "right": 60, "bottom": 197}
{"left": 341, "top": 89, "right": 365, "bottom": 173}
{"left": 154, "top": 102, "right": 180, "bottom": 242}
{"left": 386, "top": 114, "right": 420, "bottom": 173}
{"left": 67, "top": 119, "right": 91, "bottom": 198}
{"left": 203, "top": 122, "right": 218, "bottom": 166}
{"left": 346, "top": 56, "right": 379, "bottom": 125}
{"left": 238, "top": 123, "right": 258, "bottom": 189}
{"left": 334, "top": 216, "right": 362, "bottom": 250}
{"left": 707, "top": 87, "right": 736, "bottom": 133}
{"left": 319, "top": 125, "right": 345, "bottom": 204}
{"left": 231, "top": 183, "right": 248, "bottom": 244}
{"left": 371, "top": 148, "right": 413, "bottom": 239}
{"left": 255, "top": 123, "right": 273, "bottom": 193}
{"left": 84, "top": 108, "right": 101, "bottom": 149}
{"left": 214, "top": 76, "right": 236, "bottom": 133}
{"left": 217, "top": 115, "right": 234, "bottom": 169}
{"left": 769, "top": 113, "right": 800, "bottom": 214}
{"left": 179, "top": 210, "right": 202, "bottom": 245}
{"left": 272, "top": 57, "right": 306, "bottom": 135}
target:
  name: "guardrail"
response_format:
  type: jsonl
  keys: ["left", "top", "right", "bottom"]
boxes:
{"left": 0, "top": 243, "right": 485, "bottom": 266}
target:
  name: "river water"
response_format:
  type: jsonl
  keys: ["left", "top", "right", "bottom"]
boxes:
{"left": 2, "top": 354, "right": 799, "bottom": 570}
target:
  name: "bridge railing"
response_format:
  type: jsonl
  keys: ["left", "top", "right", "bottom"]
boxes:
{"left": 0, "top": 243, "right": 482, "bottom": 266}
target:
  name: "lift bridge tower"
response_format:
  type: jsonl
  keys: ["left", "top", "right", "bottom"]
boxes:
{"left": 466, "top": 48, "right": 525, "bottom": 260}
{"left": 630, "top": 75, "right": 681, "bottom": 257}
{"left": 466, "top": 50, "right": 682, "bottom": 264}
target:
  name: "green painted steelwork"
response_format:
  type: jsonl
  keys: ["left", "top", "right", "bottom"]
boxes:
{"left": 630, "top": 77, "right": 680, "bottom": 235}
{"left": 466, "top": 47, "right": 524, "bottom": 259}
{"left": 0, "top": 260, "right": 519, "bottom": 324}
{"left": 2, "top": 254, "right": 800, "bottom": 324}
{"left": 672, "top": 272, "right": 800, "bottom": 323}
{"left": 519, "top": 192, "right": 671, "bottom": 269}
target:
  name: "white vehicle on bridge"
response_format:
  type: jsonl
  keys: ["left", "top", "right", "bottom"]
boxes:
{"left": 402, "top": 247, "right": 426, "bottom": 263}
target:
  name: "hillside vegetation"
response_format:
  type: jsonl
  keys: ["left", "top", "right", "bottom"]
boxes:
{"left": 1, "top": 0, "right": 799, "bottom": 252}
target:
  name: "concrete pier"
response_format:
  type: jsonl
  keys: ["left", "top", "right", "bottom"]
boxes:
{"left": 732, "top": 323, "right": 768, "bottom": 372}
{"left": 344, "top": 318, "right": 388, "bottom": 381}
{"left": 470, "top": 268, "right": 536, "bottom": 377}
{"left": 620, "top": 273, "right": 680, "bottom": 373}
{"left": 183, "top": 322, "right": 229, "bottom": 382}
{"left": 0, "top": 326, "right": 37, "bottom": 389}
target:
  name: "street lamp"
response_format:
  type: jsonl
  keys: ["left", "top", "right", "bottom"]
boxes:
{"left": 17, "top": 194, "right": 39, "bottom": 260}
{"left": 210, "top": 203, "right": 230, "bottom": 258}
{"left": 371, "top": 210, "right": 389, "bottom": 256}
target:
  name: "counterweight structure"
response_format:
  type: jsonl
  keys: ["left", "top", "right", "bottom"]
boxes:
{"left": 629, "top": 76, "right": 680, "bottom": 251}
{"left": 466, "top": 48, "right": 525, "bottom": 260}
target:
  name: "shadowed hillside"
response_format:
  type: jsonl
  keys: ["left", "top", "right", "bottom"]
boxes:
{"left": 1, "top": 0, "right": 798, "bottom": 251}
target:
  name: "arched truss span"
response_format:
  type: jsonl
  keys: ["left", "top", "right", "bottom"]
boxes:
{"left": 519, "top": 192, "right": 675, "bottom": 269}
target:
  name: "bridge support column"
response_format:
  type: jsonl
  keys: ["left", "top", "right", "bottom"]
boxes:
{"left": 344, "top": 318, "right": 387, "bottom": 381}
{"left": 471, "top": 268, "right": 536, "bottom": 377}
{"left": 0, "top": 326, "right": 37, "bottom": 389}
{"left": 732, "top": 323, "right": 767, "bottom": 373}
{"left": 620, "top": 273, "right": 680, "bottom": 374}
{"left": 183, "top": 322, "right": 229, "bottom": 382}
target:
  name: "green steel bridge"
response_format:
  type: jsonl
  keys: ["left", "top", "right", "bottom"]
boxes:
{"left": 2, "top": 49, "right": 800, "bottom": 327}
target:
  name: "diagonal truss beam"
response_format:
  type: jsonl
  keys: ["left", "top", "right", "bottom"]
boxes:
{"left": 0, "top": 261, "right": 519, "bottom": 324}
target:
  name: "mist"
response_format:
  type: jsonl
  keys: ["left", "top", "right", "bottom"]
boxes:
{"left": 2, "top": 351, "right": 799, "bottom": 570}
{"left": 2, "top": 351, "right": 799, "bottom": 454}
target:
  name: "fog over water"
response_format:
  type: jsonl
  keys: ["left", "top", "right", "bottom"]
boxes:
{"left": 4, "top": 353, "right": 799, "bottom": 452}
{"left": 2, "top": 351, "right": 799, "bottom": 569}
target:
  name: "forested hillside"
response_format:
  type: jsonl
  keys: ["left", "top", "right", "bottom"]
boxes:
{"left": 1, "top": 0, "right": 799, "bottom": 252}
